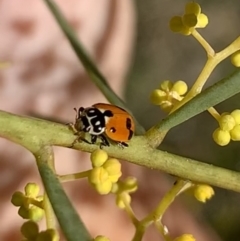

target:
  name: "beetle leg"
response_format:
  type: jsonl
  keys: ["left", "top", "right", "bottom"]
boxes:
{"left": 67, "top": 122, "right": 79, "bottom": 134}
{"left": 98, "top": 135, "right": 110, "bottom": 149}
{"left": 117, "top": 142, "right": 128, "bottom": 148}
{"left": 90, "top": 135, "right": 97, "bottom": 144}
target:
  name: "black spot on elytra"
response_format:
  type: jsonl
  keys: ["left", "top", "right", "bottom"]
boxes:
{"left": 128, "top": 130, "right": 134, "bottom": 140}
{"left": 126, "top": 118, "right": 132, "bottom": 130}
{"left": 126, "top": 118, "right": 133, "bottom": 140}
{"left": 110, "top": 127, "right": 116, "bottom": 133}
{"left": 103, "top": 110, "right": 114, "bottom": 117}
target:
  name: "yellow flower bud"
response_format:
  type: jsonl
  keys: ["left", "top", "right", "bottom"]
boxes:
{"left": 25, "top": 183, "right": 40, "bottom": 198}
{"left": 150, "top": 89, "right": 166, "bottom": 105}
{"left": 193, "top": 184, "right": 214, "bottom": 203}
{"left": 160, "top": 80, "right": 173, "bottom": 91}
{"left": 196, "top": 13, "right": 208, "bottom": 28}
{"left": 172, "top": 81, "right": 188, "bottom": 95}
{"left": 212, "top": 128, "right": 231, "bottom": 146}
{"left": 95, "top": 180, "right": 112, "bottom": 195}
{"left": 89, "top": 167, "right": 109, "bottom": 185}
{"left": 94, "top": 235, "right": 110, "bottom": 241}
{"left": 231, "top": 51, "right": 240, "bottom": 67}
{"left": 174, "top": 234, "right": 196, "bottom": 241}
{"left": 182, "top": 14, "right": 197, "bottom": 28}
{"left": 231, "top": 109, "right": 240, "bottom": 124}
{"left": 218, "top": 115, "right": 235, "bottom": 131}
{"left": 111, "top": 183, "right": 119, "bottom": 194}
{"left": 230, "top": 125, "right": 240, "bottom": 141}
{"left": 29, "top": 206, "right": 45, "bottom": 222}
{"left": 169, "top": 16, "right": 182, "bottom": 32}
{"left": 170, "top": 2, "right": 207, "bottom": 36}
{"left": 103, "top": 159, "right": 122, "bottom": 183}
{"left": 125, "top": 177, "right": 137, "bottom": 187}
{"left": 185, "top": 2, "right": 201, "bottom": 15}
{"left": 21, "top": 221, "right": 39, "bottom": 239}
{"left": 91, "top": 149, "right": 108, "bottom": 167}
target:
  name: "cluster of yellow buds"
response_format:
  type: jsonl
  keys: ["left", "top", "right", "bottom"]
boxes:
{"left": 169, "top": 2, "right": 208, "bottom": 35}
{"left": 192, "top": 184, "right": 214, "bottom": 203}
{"left": 21, "top": 221, "right": 59, "bottom": 241}
{"left": 213, "top": 110, "right": 240, "bottom": 146}
{"left": 150, "top": 80, "right": 188, "bottom": 112}
{"left": 88, "top": 150, "right": 122, "bottom": 195}
{"left": 111, "top": 177, "right": 138, "bottom": 209}
{"left": 11, "top": 183, "right": 44, "bottom": 222}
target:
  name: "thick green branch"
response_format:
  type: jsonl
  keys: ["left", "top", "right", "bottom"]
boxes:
{"left": 0, "top": 110, "right": 240, "bottom": 192}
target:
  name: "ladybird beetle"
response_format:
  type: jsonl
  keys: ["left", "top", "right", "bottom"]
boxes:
{"left": 72, "top": 103, "right": 135, "bottom": 148}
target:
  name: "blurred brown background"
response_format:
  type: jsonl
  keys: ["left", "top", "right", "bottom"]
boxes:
{"left": 0, "top": 0, "right": 240, "bottom": 240}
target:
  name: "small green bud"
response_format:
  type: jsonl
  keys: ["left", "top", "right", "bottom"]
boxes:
{"left": 21, "top": 221, "right": 39, "bottom": 239}
{"left": 11, "top": 191, "right": 25, "bottom": 206}
{"left": 25, "top": 183, "right": 40, "bottom": 197}
{"left": 29, "top": 206, "right": 45, "bottom": 222}
{"left": 36, "top": 229, "right": 59, "bottom": 241}
{"left": 18, "top": 206, "right": 30, "bottom": 219}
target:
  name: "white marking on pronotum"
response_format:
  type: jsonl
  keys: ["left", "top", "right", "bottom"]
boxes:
{"left": 95, "top": 120, "right": 101, "bottom": 126}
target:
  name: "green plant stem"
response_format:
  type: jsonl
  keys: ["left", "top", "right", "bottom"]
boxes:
{"left": 59, "top": 170, "right": 90, "bottom": 182}
{"left": 155, "top": 222, "right": 172, "bottom": 241}
{"left": 142, "top": 180, "right": 192, "bottom": 225}
{"left": 33, "top": 124, "right": 57, "bottom": 230}
{"left": 136, "top": 180, "right": 191, "bottom": 241}
{"left": 35, "top": 146, "right": 92, "bottom": 241}
{"left": 1, "top": 110, "right": 240, "bottom": 192}
{"left": 121, "top": 193, "right": 139, "bottom": 226}
{"left": 30, "top": 199, "right": 44, "bottom": 209}
{"left": 192, "top": 29, "right": 215, "bottom": 56}
{"left": 43, "top": 192, "right": 56, "bottom": 229}
{"left": 171, "top": 36, "right": 240, "bottom": 113}
{"left": 132, "top": 224, "right": 145, "bottom": 241}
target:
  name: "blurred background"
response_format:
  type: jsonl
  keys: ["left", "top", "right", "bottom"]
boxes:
{"left": 0, "top": 0, "right": 240, "bottom": 240}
